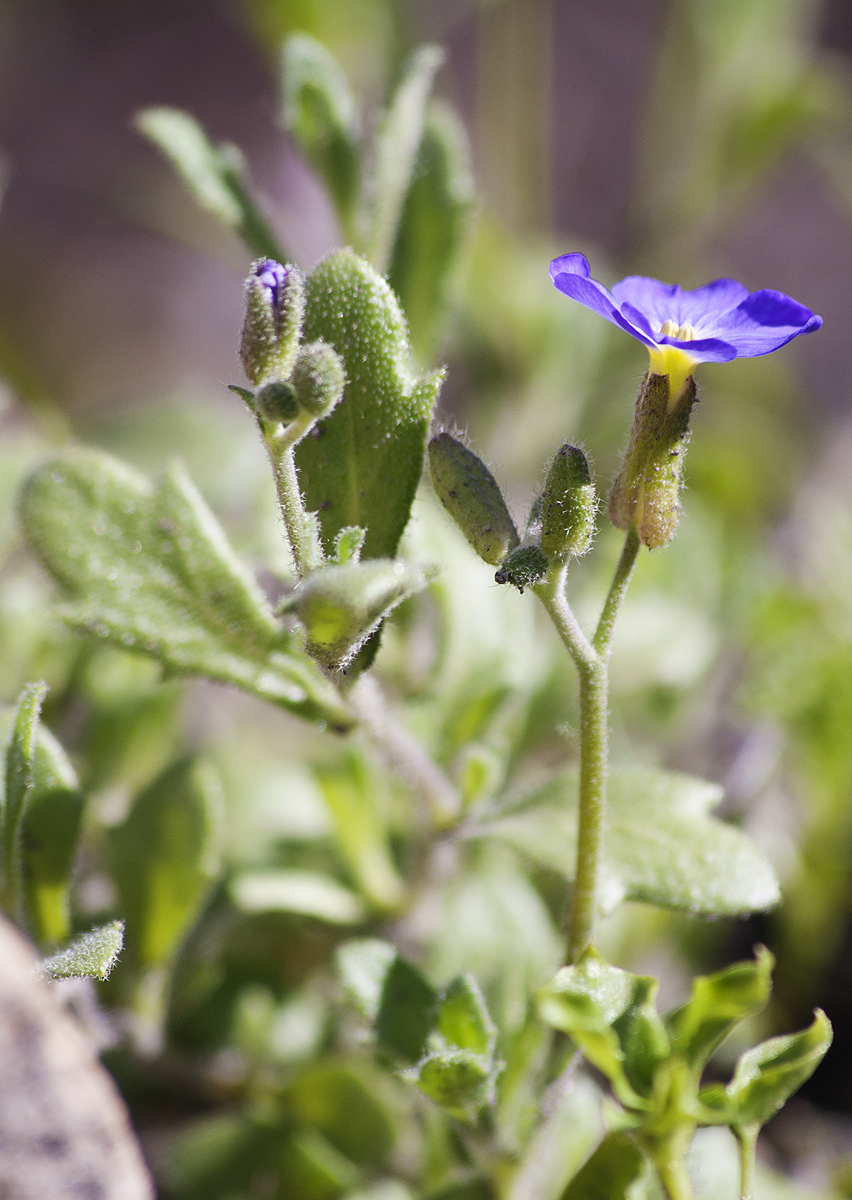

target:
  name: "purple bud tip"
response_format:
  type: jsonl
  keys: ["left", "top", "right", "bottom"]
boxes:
{"left": 253, "top": 259, "right": 288, "bottom": 309}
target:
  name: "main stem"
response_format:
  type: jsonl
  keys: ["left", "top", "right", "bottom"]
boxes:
{"left": 536, "top": 527, "right": 641, "bottom": 962}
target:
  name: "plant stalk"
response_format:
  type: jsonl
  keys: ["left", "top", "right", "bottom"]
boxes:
{"left": 265, "top": 435, "right": 320, "bottom": 579}
{"left": 535, "top": 528, "right": 641, "bottom": 962}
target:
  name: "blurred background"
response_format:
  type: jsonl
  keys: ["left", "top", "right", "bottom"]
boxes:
{"left": 4, "top": 0, "right": 852, "bottom": 1193}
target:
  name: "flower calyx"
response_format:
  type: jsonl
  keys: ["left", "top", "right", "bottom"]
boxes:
{"left": 608, "top": 371, "right": 698, "bottom": 550}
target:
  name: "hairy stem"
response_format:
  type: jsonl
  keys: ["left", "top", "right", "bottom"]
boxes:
{"left": 535, "top": 530, "right": 641, "bottom": 962}
{"left": 350, "top": 675, "right": 461, "bottom": 829}
{"left": 264, "top": 433, "right": 321, "bottom": 578}
{"left": 594, "top": 526, "right": 641, "bottom": 656}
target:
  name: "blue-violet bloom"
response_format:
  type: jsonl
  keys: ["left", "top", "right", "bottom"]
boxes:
{"left": 254, "top": 258, "right": 288, "bottom": 312}
{"left": 550, "top": 253, "right": 822, "bottom": 401}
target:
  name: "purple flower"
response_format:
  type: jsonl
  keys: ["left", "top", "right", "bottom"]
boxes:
{"left": 550, "top": 253, "right": 822, "bottom": 399}
{"left": 253, "top": 258, "right": 288, "bottom": 311}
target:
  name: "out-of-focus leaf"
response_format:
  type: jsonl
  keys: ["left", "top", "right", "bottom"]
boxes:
{"left": 20, "top": 449, "right": 351, "bottom": 729}
{"left": 315, "top": 754, "right": 405, "bottom": 911}
{"left": 19, "top": 725, "right": 84, "bottom": 946}
{"left": 365, "top": 45, "right": 444, "bottom": 274}
{"left": 413, "top": 1050, "right": 493, "bottom": 1124}
{"left": 135, "top": 106, "right": 284, "bottom": 259}
{"left": 475, "top": 767, "right": 780, "bottom": 916}
{"left": 108, "top": 758, "right": 223, "bottom": 971}
{"left": 507, "top": 1075, "right": 604, "bottom": 1200}
{"left": 666, "top": 947, "right": 774, "bottom": 1070}
{"left": 281, "top": 33, "right": 361, "bottom": 240}
{"left": 426, "top": 846, "right": 560, "bottom": 1035}
{"left": 376, "top": 954, "right": 438, "bottom": 1063}
{"left": 231, "top": 869, "right": 366, "bottom": 925}
{"left": 288, "top": 1061, "right": 395, "bottom": 1166}
{"left": 1, "top": 681, "right": 46, "bottom": 917}
{"left": 280, "top": 1127, "right": 361, "bottom": 1198}
{"left": 438, "top": 975, "right": 495, "bottom": 1059}
{"left": 296, "top": 249, "right": 443, "bottom": 560}
{"left": 40, "top": 920, "right": 124, "bottom": 980}
{"left": 699, "top": 1010, "right": 832, "bottom": 1130}
{"left": 561, "top": 1131, "right": 647, "bottom": 1200}
{"left": 389, "top": 101, "right": 474, "bottom": 361}
{"left": 337, "top": 937, "right": 397, "bottom": 1020}
{"left": 0, "top": 703, "right": 84, "bottom": 945}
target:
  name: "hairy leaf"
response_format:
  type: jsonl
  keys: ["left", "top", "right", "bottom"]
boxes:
{"left": 20, "top": 449, "right": 351, "bottom": 729}
{"left": 296, "top": 250, "right": 442, "bottom": 561}
{"left": 41, "top": 920, "right": 124, "bottom": 980}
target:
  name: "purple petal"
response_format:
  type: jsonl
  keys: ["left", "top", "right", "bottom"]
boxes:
{"left": 656, "top": 336, "right": 738, "bottom": 364}
{"left": 611, "top": 276, "right": 682, "bottom": 330}
{"left": 709, "top": 290, "right": 822, "bottom": 356}
{"left": 666, "top": 278, "right": 750, "bottom": 327}
{"left": 253, "top": 258, "right": 288, "bottom": 309}
{"left": 550, "top": 258, "right": 655, "bottom": 347}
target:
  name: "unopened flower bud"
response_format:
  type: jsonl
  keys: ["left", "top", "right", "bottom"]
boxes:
{"left": 539, "top": 444, "right": 596, "bottom": 561}
{"left": 608, "top": 372, "right": 697, "bottom": 549}
{"left": 291, "top": 341, "right": 345, "bottom": 419}
{"left": 256, "top": 381, "right": 299, "bottom": 425}
{"left": 239, "top": 258, "right": 305, "bottom": 385}
{"left": 494, "top": 544, "right": 549, "bottom": 593}
{"left": 429, "top": 432, "right": 519, "bottom": 566}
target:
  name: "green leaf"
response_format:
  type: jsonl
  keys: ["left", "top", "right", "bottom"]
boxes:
{"left": 315, "top": 754, "right": 406, "bottom": 911}
{"left": 475, "top": 767, "right": 780, "bottom": 917}
{"left": 0, "top": 702, "right": 83, "bottom": 945}
{"left": 365, "top": 45, "right": 444, "bottom": 274}
{"left": 413, "top": 1049, "right": 493, "bottom": 1123}
{"left": 376, "top": 954, "right": 438, "bottom": 1062}
{"left": 135, "top": 106, "right": 284, "bottom": 259}
{"left": 288, "top": 1061, "right": 395, "bottom": 1166}
{"left": 108, "top": 758, "right": 223, "bottom": 970}
{"left": 231, "top": 869, "right": 366, "bottom": 925}
{"left": 281, "top": 34, "right": 361, "bottom": 241}
{"left": 279, "top": 1126, "right": 361, "bottom": 1198}
{"left": 666, "top": 946, "right": 774, "bottom": 1070}
{"left": 561, "top": 1131, "right": 647, "bottom": 1200}
{"left": 438, "top": 975, "right": 496, "bottom": 1059}
{"left": 296, "top": 249, "right": 443, "bottom": 560}
{"left": 538, "top": 949, "right": 653, "bottom": 1109}
{"left": 337, "top": 937, "right": 397, "bottom": 1020}
{"left": 699, "top": 1010, "right": 832, "bottom": 1130}
{"left": 18, "top": 723, "right": 85, "bottom": 946}
{"left": 284, "top": 558, "right": 432, "bottom": 667}
{"left": 40, "top": 920, "right": 124, "bottom": 980}
{"left": 1, "top": 682, "right": 47, "bottom": 917}
{"left": 388, "top": 101, "right": 474, "bottom": 361}
{"left": 20, "top": 449, "right": 351, "bottom": 730}
{"left": 507, "top": 1075, "right": 605, "bottom": 1200}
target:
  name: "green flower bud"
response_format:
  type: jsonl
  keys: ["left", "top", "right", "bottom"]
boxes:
{"left": 429, "top": 432, "right": 519, "bottom": 566}
{"left": 239, "top": 259, "right": 305, "bottom": 385}
{"left": 255, "top": 381, "right": 299, "bottom": 425}
{"left": 539, "top": 444, "right": 596, "bottom": 560}
{"left": 291, "top": 341, "right": 345, "bottom": 419}
{"left": 283, "top": 558, "right": 432, "bottom": 667}
{"left": 494, "top": 544, "right": 549, "bottom": 593}
{"left": 608, "top": 372, "right": 697, "bottom": 550}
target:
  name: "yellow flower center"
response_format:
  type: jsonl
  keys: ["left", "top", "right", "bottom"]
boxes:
{"left": 648, "top": 321, "right": 698, "bottom": 407}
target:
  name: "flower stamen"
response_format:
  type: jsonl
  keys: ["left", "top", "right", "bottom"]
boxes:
{"left": 659, "top": 320, "right": 696, "bottom": 342}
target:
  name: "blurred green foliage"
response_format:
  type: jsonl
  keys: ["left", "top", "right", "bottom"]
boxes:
{"left": 0, "top": 0, "right": 851, "bottom": 1196}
